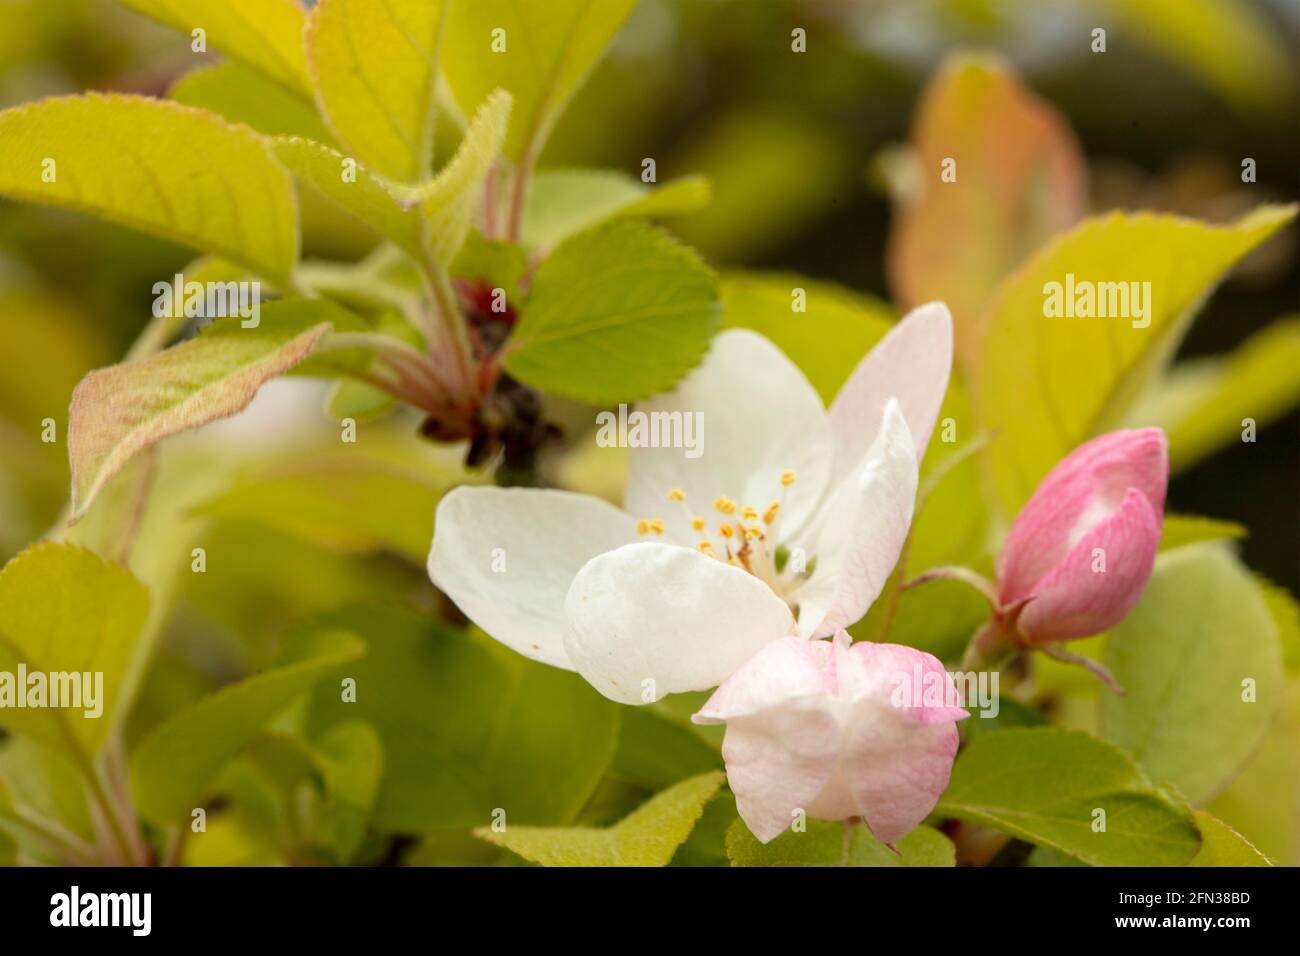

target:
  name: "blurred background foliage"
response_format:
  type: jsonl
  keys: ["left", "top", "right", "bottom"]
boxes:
{"left": 0, "top": 0, "right": 1297, "bottom": 866}
{"left": 2, "top": 0, "right": 1296, "bottom": 580}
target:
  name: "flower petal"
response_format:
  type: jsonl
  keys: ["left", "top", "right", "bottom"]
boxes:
{"left": 837, "top": 698, "right": 960, "bottom": 845}
{"left": 563, "top": 541, "right": 795, "bottom": 704}
{"left": 428, "top": 486, "right": 637, "bottom": 669}
{"left": 838, "top": 638, "right": 969, "bottom": 725}
{"left": 693, "top": 635, "right": 834, "bottom": 723}
{"left": 692, "top": 636, "right": 840, "bottom": 843}
{"left": 719, "top": 700, "right": 842, "bottom": 843}
{"left": 827, "top": 301, "right": 952, "bottom": 478}
{"left": 624, "top": 329, "right": 832, "bottom": 545}
{"left": 998, "top": 428, "right": 1168, "bottom": 605}
{"left": 792, "top": 399, "right": 918, "bottom": 638}
{"left": 1014, "top": 487, "right": 1162, "bottom": 643}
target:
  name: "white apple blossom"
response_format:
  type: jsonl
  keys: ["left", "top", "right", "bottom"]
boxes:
{"left": 428, "top": 302, "right": 953, "bottom": 704}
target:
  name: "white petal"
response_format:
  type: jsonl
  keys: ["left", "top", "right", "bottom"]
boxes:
{"left": 828, "top": 301, "right": 952, "bottom": 480}
{"left": 624, "top": 329, "right": 832, "bottom": 545}
{"left": 428, "top": 486, "right": 637, "bottom": 669}
{"left": 792, "top": 400, "right": 917, "bottom": 637}
{"left": 563, "top": 542, "right": 795, "bottom": 704}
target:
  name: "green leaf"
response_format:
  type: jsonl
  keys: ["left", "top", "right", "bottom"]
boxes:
{"left": 304, "top": 607, "right": 621, "bottom": 832}
{"left": 1158, "top": 514, "right": 1247, "bottom": 553}
{"left": 523, "top": 169, "right": 711, "bottom": 251}
{"left": 610, "top": 706, "right": 722, "bottom": 791}
{"left": 442, "top": 0, "right": 637, "bottom": 164}
{"left": 1102, "top": 546, "right": 1284, "bottom": 804}
{"left": 505, "top": 220, "right": 719, "bottom": 403}
{"left": 0, "top": 543, "right": 149, "bottom": 760}
{"left": 719, "top": 272, "right": 894, "bottom": 403}
{"left": 1190, "top": 810, "right": 1272, "bottom": 866}
{"left": 313, "top": 721, "right": 384, "bottom": 863}
{"left": 0, "top": 93, "right": 300, "bottom": 283}
{"left": 273, "top": 136, "right": 422, "bottom": 255}
{"left": 451, "top": 231, "right": 528, "bottom": 298}
{"left": 1206, "top": 684, "right": 1300, "bottom": 864}
{"left": 67, "top": 302, "right": 338, "bottom": 519}
{"left": 130, "top": 628, "right": 364, "bottom": 825}
{"left": 1130, "top": 317, "right": 1300, "bottom": 473}
{"left": 397, "top": 89, "right": 512, "bottom": 267}
{"left": 274, "top": 89, "right": 510, "bottom": 267}
{"left": 195, "top": 458, "right": 444, "bottom": 563}
{"left": 115, "top": 0, "right": 312, "bottom": 95}
{"left": 937, "top": 727, "right": 1201, "bottom": 866}
{"left": 726, "top": 819, "right": 955, "bottom": 867}
{"left": 1256, "top": 578, "right": 1300, "bottom": 675}
{"left": 170, "top": 62, "right": 336, "bottom": 143}
{"left": 977, "top": 205, "right": 1295, "bottom": 516}
{"left": 475, "top": 771, "right": 724, "bottom": 867}
{"left": 306, "top": 0, "right": 447, "bottom": 183}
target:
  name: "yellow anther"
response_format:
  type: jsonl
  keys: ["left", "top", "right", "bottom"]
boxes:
{"left": 636, "top": 519, "right": 650, "bottom": 535}
{"left": 746, "top": 526, "right": 763, "bottom": 539}
{"left": 668, "top": 488, "right": 685, "bottom": 502}
{"left": 698, "top": 541, "right": 713, "bottom": 552}
{"left": 691, "top": 517, "right": 705, "bottom": 532}
{"left": 780, "top": 470, "right": 796, "bottom": 487}
{"left": 719, "top": 524, "right": 734, "bottom": 539}
{"left": 713, "top": 496, "right": 736, "bottom": 515}
{"left": 763, "top": 510, "right": 778, "bottom": 525}
{"left": 742, "top": 506, "right": 758, "bottom": 521}
{"left": 649, "top": 519, "right": 664, "bottom": 535}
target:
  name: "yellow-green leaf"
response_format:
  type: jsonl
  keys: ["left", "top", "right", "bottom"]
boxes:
{"left": 0, "top": 543, "right": 149, "bottom": 760}
{"left": 398, "top": 89, "right": 512, "bottom": 267}
{"left": 67, "top": 304, "right": 336, "bottom": 520}
{"left": 115, "top": 0, "right": 312, "bottom": 95}
{"left": 887, "top": 53, "right": 1085, "bottom": 369}
{"left": 273, "top": 137, "right": 422, "bottom": 256}
{"left": 131, "top": 628, "right": 364, "bottom": 825}
{"left": 1102, "top": 546, "right": 1284, "bottom": 805}
{"left": 306, "top": 0, "right": 447, "bottom": 183}
{"left": 1130, "top": 317, "right": 1300, "bottom": 473}
{"left": 523, "top": 169, "right": 711, "bottom": 251}
{"left": 474, "top": 771, "right": 724, "bottom": 867}
{"left": 442, "top": 0, "right": 637, "bottom": 164}
{"left": 977, "top": 205, "right": 1295, "bottom": 515}
{"left": 170, "top": 62, "right": 336, "bottom": 144}
{"left": 1158, "top": 514, "right": 1247, "bottom": 553}
{"left": 1189, "top": 810, "right": 1272, "bottom": 866}
{"left": 726, "top": 819, "right": 955, "bottom": 867}
{"left": 719, "top": 272, "right": 893, "bottom": 403}
{"left": 195, "top": 458, "right": 444, "bottom": 563}
{"left": 275, "top": 89, "right": 510, "bottom": 267}
{"left": 0, "top": 94, "right": 300, "bottom": 283}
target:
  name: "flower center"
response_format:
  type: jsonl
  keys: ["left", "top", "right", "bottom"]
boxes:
{"left": 635, "top": 470, "right": 810, "bottom": 598}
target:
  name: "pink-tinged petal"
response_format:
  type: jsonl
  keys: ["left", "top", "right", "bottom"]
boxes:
{"left": 838, "top": 698, "right": 961, "bottom": 845}
{"left": 998, "top": 428, "right": 1168, "bottom": 605}
{"left": 839, "top": 639, "right": 969, "bottom": 725}
{"left": 624, "top": 329, "right": 832, "bottom": 546}
{"left": 717, "top": 700, "right": 842, "bottom": 843}
{"left": 1015, "top": 488, "right": 1161, "bottom": 643}
{"left": 792, "top": 400, "right": 917, "bottom": 638}
{"left": 828, "top": 301, "right": 952, "bottom": 475}
{"left": 563, "top": 542, "right": 795, "bottom": 704}
{"left": 693, "top": 635, "right": 833, "bottom": 724}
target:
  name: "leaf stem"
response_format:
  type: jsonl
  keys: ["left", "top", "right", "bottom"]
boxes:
{"left": 902, "top": 565, "right": 1000, "bottom": 607}
{"left": 506, "top": 151, "right": 535, "bottom": 242}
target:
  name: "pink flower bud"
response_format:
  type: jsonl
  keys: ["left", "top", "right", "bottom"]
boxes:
{"left": 693, "top": 632, "right": 966, "bottom": 844}
{"left": 997, "top": 428, "right": 1167, "bottom": 643}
